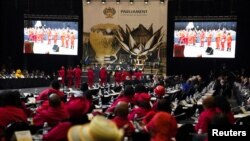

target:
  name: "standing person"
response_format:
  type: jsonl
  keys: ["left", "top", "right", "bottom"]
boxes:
{"left": 206, "top": 30, "right": 213, "bottom": 47}
{"left": 226, "top": 32, "right": 232, "bottom": 51}
{"left": 215, "top": 29, "right": 221, "bottom": 49}
{"left": 70, "top": 32, "right": 75, "bottom": 49}
{"left": 66, "top": 67, "right": 74, "bottom": 88}
{"left": 87, "top": 66, "right": 95, "bottom": 88}
{"left": 58, "top": 66, "right": 65, "bottom": 86}
{"left": 99, "top": 65, "right": 107, "bottom": 87}
{"left": 200, "top": 29, "right": 205, "bottom": 47}
{"left": 114, "top": 69, "right": 122, "bottom": 85}
{"left": 73, "top": 65, "right": 82, "bottom": 89}
{"left": 221, "top": 30, "right": 227, "bottom": 51}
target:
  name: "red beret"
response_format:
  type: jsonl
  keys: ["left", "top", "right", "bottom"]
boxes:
{"left": 154, "top": 85, "right": 165, "bottom": 97}
{"left": 137, "top": 93, "right": 151, "bottom": 103}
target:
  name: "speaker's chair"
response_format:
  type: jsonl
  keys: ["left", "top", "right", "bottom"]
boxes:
{"left": 174, "top": 44, "right": 185, "bottom": 57}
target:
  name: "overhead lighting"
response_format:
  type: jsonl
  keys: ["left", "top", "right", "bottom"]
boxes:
{"left": 160, "top": 0, "right": 165, "bottom": 4}
{"left": 129, "top": 0, "right": 134, "bottom": 5}
{"left": 102, "top": 0, "right": 106, "bottom": 4}
{"left": 86, "top": 0, "right": 91, "bottom": 4}
{"left": 144, "top": 0, "right": 148, "bottom": 5}
{"left": 116, "top": 0, "right": 120, "bottom": 4}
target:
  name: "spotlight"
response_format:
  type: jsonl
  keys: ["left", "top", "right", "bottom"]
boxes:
{"left": 86, "top": 0, "right": 91, "bottom": 4}
{"left": 129, "top": 0, "right": 134, "bottom": 5}
{"left": 160, "top": 0, "right": 165, "bottom": 4}
{"left": 144, "top": 0, "right": 148, "bottom": 5}
{"left": 102, "top": 0, "right": 106, "bottom": 4}
{"left": 116, "top": 0, "right": 120, "bottom": 4}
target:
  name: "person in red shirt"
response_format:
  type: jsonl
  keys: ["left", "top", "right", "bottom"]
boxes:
{"left": 33, "top": 93, "right": 69, "bottom": 127}
{"left": 73, "top": 65, "right": 82, "bottom": 89}
{"left": 143, "top": 98, "right": 172, "bottom": 125}
{"left": 226, "top": 32, "right": 233, "bottom": 51}
{"left": 114, "top": 69, "right": 122, "bottom": 85}
{"left": 128, "top": 93, "right": 151, "bottom": 121}
{"left": 106, "top": 85, "right": 135, "bottom": 113}
{"left": 36, "top": 79, "right": 64, "bottom": 102}
{"left": 66, "top": 67, "right": 74, "bottom": 88}
{"left": 200, "top": 29, "right": 205, "bottom": 47}
{"left": 206, "top": 30, "right": 213, "bottom": 47}
{"left": 151, "top": 85, "right": 166, "bottom": 111}
{"left": 58, "top": 66, "right": 65, "bottom": 86}
{"left": 87, "top": 66, "right": 95, "bottom": 88}
{"left": 43, "top": 115, "right": 89, "bottom": 141}
{"left": 0, "top": 91, "right": 28, "bottom": 134}
{"left": 221, "top": 31, "right": 227, "bottom": 50}
{"left": 65, "top": 90, "right": 92, "bottom": 119}
{"left": 99, "top": 65, "right": 107, "bottom": 87}
{"left": 145, "top": 112, "right": 178, "bottom": 141}
{"left": 112, "top": 102, "right": 135, "bottom": 137}
{"left": 195, "top": 95, "right": 217, "bottom": 133}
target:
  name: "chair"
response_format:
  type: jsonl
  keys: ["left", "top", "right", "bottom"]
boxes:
{"left": 174, "top": 44, "right": 185, "bottom": 57}
{"left": 23, "top": 41, "right": 34, "bottom": 54}
{"left": 2, "top": 122, "right": 30, "bottom": 141}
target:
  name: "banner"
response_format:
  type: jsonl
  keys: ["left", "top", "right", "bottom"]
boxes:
{"left": 83, "top": 0, "right": 167, "bottom": 74}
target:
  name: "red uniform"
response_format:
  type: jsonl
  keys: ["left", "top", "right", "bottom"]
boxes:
{"left": 0, "top": 106, "right": 28, "bottom": 133}
{"left": 73, "top": 66, "right": 82, "bottom": 88}
{"left": 43, "top": 121, "right": 72, "bottom": 141}
{"left": 227, "top": 33, "right": 232, "bottom": 51}
{"left": 87, "top": 68, "right": 95, "bottom": 88}
{"left": 58, "top": 67, "right": 65, "bottom": 85}
{"left": 114, "top": 70, "right": 122, "bottom": 84}
{"left": 200, "top": 30, "right": 205, "bottom": 47}
{"left": 206, "top": 32, "right": 213, "bottom": 47}
{"left": 33, "top": 102, "right": 69, "bottom": 127}
{"left": 99, "top": 67, "right": 107, "bottom": 87}
{"left": 215, "top": 31, "right": 221, "bottom": 49}
{"left": 134, "top": 71, "right": 143, "bottom": 81}
{"left": 65, "top": 96, "right": 92, "bottom": 118}
{"left": 66, "top": 68, "right": 74, "bottom": 88}
{"left": 70, "top": 32, "right": 75, "bottom": 49}
{"left": 106, "top": 95, "right": 134, "bottom": 113}
{"left": 146, "top": 112, "right": 177, "bottom": 141}
{"left": 112, "top": 116, "right": 135, "bottom": 136}
{"left": 195, "top": 108, "right": 217, "bottom": 133}
{"left": 128, "top": 106, "right": 150, "bottom": 121}
{"left": 221, "top": 32, "right": 227, "bottom": 50}
{"left": 36, "top": 88, "right": 64, "bottom": 102}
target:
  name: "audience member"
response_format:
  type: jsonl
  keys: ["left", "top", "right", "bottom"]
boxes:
{"left": 33, "top": 93, "right": 69, "bottom": 127}
{"left": 195, "top": 95, "right": 217, "bottom": 133}
{"left": 0, "top": 91, "right": 28, "bottom": 134}
{"left": 112, "top": 101, "right": 135, "bottom": 137}
{"left": 106, "top": 85, "right": 135, "bottom": 113}
{"left": 36, "top": 79, "right": 64, "bottom": 102}
{"left": 145, "top": 112, "right": 178, "bottom": 141}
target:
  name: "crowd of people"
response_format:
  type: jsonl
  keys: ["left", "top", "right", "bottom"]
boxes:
{"left": 0, "top": 64, "right": 249, "bottom": 141}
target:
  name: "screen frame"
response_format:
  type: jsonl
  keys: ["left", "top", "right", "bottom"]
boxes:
{"left": 23, "top": 14, "right": 79, "bottom": 56}
{"left": 173, "top": 16, "right": 237, "bottom": 59}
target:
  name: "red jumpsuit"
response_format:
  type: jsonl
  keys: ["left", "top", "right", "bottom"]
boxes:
{"left": 87, "top": 68, "right": 95, "bottom": 88}
{"left": 221, "top": 32, "right": 227, "bottom": 50}
{"left": 66, "top": 68, "right": 74, "bottom": 88}
{"left": 114, "top": 70, "right": 122, "bottom": 84}
{"left": 226, "top": 33, "right": 232, "bottom": 51}
{"left": 73, "top": 66, "right": 82, "bottom": 88}
{"left": 33, "top": 102, "right": 69, "bottom": 127}
{"left": 99, "top": 67, "right": 107, "bottom": 87}
{"left": 200, "top": 30, "right": 205, "bottom": 47}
